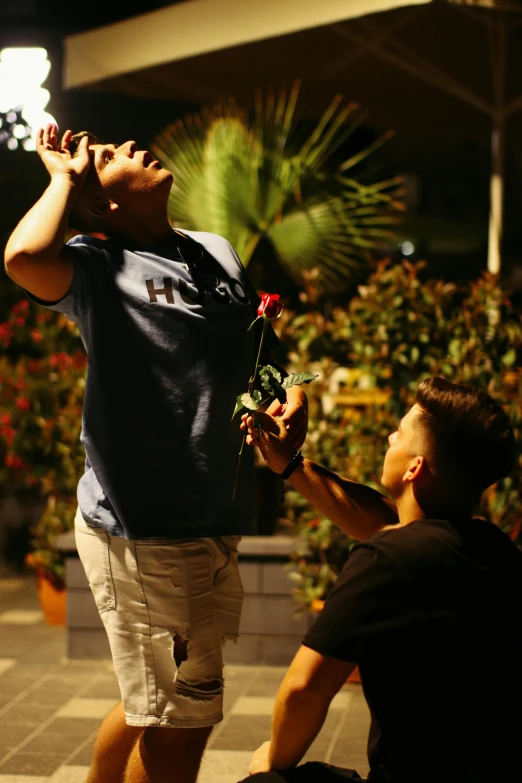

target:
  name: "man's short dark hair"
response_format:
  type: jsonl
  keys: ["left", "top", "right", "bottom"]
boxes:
{"left": 415, "top": 376, "right": 517, "bottom": 496}
{"left": 68, "top": 131, "right": 103, "bottom": 233}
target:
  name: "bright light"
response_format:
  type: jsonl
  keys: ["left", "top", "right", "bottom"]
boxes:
{"left": 13, "top": 124, "right": 28, "bottom": 139}
{"left": 400, "top": 240, "right": 415, "bottom": 256}
{"left": 0, "top": 47, "right": 56, "bottom": 151}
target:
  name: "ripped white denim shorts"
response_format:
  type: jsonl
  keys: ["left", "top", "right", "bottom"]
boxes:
{"left": 75, "top": 510, "right": 244, "bottom": 728}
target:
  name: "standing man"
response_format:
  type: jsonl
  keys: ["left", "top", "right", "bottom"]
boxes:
{"left": 4, "top": 123, "right": 308, "bottom": 783}
{"left": 243, "top": 377, "right": 522, "bottom": 783}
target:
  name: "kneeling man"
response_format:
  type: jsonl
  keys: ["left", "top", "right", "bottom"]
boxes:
{"left": 242, "top": 377, "right": 522, "bottom": 783}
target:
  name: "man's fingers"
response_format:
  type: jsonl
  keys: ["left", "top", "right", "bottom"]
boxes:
{"left": 43, "top": 123, "right": 54, "bottom": 150}
{"left": 60, "top": 129, "right": 72, "bottom": 150}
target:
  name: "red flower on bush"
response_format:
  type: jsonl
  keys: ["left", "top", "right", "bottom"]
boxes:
{"left": 257, "top": 293, "right": 283, "bottom": 320}
{"left": 5, "top": 454, "right": 23, "bottom": 469}
{"left": 15, "top": 317, "right": 25, "bottom": 328}
{"left": 3, "top": 427, "right": 15, "bottom": 447}
{"left": 0, "top": 413, "right": 11, "bottom": 426}
{"left": 30, "top": 329, "right": 43, "bottom": 343}
{"left": 49, "top": 352, "right": 73, "bottom": 370}
{"left": 16, "top": 397, "right": 31, "bottom": 411}
{"left": 0, "top": 323, "right": 12, "bottom": 345}
{"left": 13, "top": 300, "right": 29, "bottom": 314}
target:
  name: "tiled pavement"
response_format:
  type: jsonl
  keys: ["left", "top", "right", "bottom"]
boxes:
{"left": 0, "top": 575, "right": 371, "bottom": 783}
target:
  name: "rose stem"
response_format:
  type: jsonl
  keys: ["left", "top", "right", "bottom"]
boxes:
{"left": 232, "top": 318, "right": 269, "bottom": 501}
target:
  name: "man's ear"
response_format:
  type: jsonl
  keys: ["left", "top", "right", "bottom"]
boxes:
{"left": 90, "top": 198, "right": 118, "bottom": 218}
{"left": 402, "top": 455, "right": 425, "bottom": 483}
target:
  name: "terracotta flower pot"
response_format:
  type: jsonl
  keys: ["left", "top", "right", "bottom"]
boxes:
{"left": 310, "top": 598, "right": 361, "bottom": 684}
{"left": 37, "top": 573, "right": 66, "bottom": 626}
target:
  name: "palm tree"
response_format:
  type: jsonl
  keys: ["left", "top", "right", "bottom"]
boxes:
{"left": 151, "top": 83, "right": 404, "bottom": 293}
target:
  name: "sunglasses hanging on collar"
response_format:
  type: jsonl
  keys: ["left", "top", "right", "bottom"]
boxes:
{"left": 175, "top": 232, "right": 219, "bottom": 295}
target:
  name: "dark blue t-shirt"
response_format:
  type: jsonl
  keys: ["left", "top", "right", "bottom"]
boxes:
{"left": 37, "top": 229, "right": 263, "bottom": 539}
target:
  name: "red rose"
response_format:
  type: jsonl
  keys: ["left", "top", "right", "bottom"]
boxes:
{"left": 16, "top": 397, "right": 31, "bottom": 411}
{"left": 257, "top": 293, "right": 283, "bottom": 320}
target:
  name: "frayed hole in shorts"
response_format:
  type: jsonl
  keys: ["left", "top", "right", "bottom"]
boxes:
{"left": 175, "top": 676, "right": 223, "bottom": 701}
{"left": 172, "top": 632, "right": 190, "bottom": 668}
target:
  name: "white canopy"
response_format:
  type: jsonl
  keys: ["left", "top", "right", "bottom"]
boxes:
{"left": 64, "top": 0, "right": 429, "bottom": 89}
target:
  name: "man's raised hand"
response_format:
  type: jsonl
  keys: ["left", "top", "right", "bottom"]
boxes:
{"left": 36, "top": 124, "right": 91, "bottom": 185}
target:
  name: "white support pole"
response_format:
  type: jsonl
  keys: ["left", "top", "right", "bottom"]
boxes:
{"left": 487, "top": 120, "right": 505, "bottom": 275}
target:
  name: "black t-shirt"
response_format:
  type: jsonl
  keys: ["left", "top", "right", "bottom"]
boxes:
{"left": 303, "top": 519, "right": 522, "bottom": 783}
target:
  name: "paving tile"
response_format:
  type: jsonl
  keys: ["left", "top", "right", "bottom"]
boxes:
{"left": 21, "top": 733, "right": 85, "bottom": 758}
{"left": 244, "top": 668, "right": 285, "bottom": 696}
{"left": 230, "top": 696, "right": 275, "bottom": 716}
{"left": 55, "top": 698, "right": 118, "bottom": 719}
{"left": 18, "top": 687, "right": 76, "bottom": 708}
{"left": 330, "top": 690, "right": 354, "bottom": 711}
{"left": 0, "top": 776, "right": 47, "bottom": 782}
{"left": 0, "top": 613, "right": 43, "bottom": 626}
{"left": 0, "top": 724, "right": 40, "bottom": 747}
{"left": 0, "top": 663, "right": 16, "bottom": 678}
{"left": 0, "top": 666, "right": 54, "bottom": 686}
{"left": 198, "top": 749, "right": 252, "bottom": 783}
{"left": 78, "top": 679, "right": 121, "bottom": 700}
{"left": 49, "top": 766, "right": 89, "bottom": 783}
{"left": 0, "top": 706, "right": 52, "bottom": 726}
{"left": 211, "top": 715, "right": 272, "bottom": 752}
{"left": 0, "top": 753, "right": 64, "bottom": 776}
{"left": 222, "top": 685, "right": 244, "bottom": 714}
{"left": 44, "top": 718, "right": 100, "bottom": 738}
{"left": 64, "top": 741, "right": 94, "bottom": 767}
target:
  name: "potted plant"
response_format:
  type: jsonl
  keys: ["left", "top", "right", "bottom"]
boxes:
{"left": 0, "top": 297, "right": 86, "bottom": 620}
{"left": 25, "top": 495, "right": 77, "bottom": 624}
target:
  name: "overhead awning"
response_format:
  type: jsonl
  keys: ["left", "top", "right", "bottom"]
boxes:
{"left": 63, "top": 0, "right": 522, "bottom": 273}
{"left": 63, "top": 0, "right": 430, "bottom": 90}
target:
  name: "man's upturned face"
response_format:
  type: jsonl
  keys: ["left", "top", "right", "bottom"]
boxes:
{"left": 88, "top": 140, "right": 173, "bottom": 201}
{"left": 381, "top": 404, "right": 425, "bottom": 497}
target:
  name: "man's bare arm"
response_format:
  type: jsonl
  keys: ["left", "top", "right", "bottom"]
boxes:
{"left": 4, "top": 125, "right": 90, "bottom": 301}
{"left": 249, "top": 646, "right": 355, "bottom": 774}
{"left": 243, "top": 411, "right": 397, "bottom": 541}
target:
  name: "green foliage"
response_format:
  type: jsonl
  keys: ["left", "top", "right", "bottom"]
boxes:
{"left": 151, "top": 83, "right": 403, "bottom": 294}
{"left": 26, "top": 496, "right": 77, "bottom": 589}
{"left": 0, "top": 297, "right": 86, "bottom": 580}
{"left": 277, "top": 262, "right": 522, "bottom": 609}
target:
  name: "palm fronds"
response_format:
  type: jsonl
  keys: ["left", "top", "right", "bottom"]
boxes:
{"left": 150, "top": 83, "right": 404, "bottom": 293}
